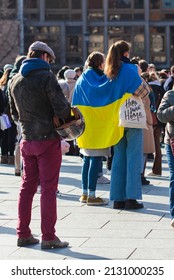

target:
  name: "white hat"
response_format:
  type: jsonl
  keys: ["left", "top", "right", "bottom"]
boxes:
{"left": 64, "top": 69, "right": 76, "bottom": 79}
{"left": 29, "top": 41, "right": 56, "bottom": 62}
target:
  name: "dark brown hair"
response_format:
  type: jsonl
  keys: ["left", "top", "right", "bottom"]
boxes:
{"left": 85, "top": 51, "right": 105, "bottom": 69}
{"left": 27, "top": 50, "right": 52, "bottom": 62}
{"left": 104, "top": 40, "right": 130, "bottom": 79}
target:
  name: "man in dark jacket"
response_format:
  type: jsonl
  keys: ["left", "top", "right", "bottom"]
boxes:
{"left": 9, "top": 41, "right": 71, "bottom": 249}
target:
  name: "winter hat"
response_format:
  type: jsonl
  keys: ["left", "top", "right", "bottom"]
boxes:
{"left": 15, "top": 55, "right": 27, "bottom": 68}
{"left": 64, "top": 69, "right": 76, "bottom": 80}
{"left": 29, "top": 41, "right": 56, "bottom": 63}
{"left": 3, "top": 64, "right": 13, "bottom": 72}
{"left": 9, "top": 55, "right": 27, "bottom": 79}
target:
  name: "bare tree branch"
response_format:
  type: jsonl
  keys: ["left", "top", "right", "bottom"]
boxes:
{"left": 0, "top": 0, "right": 20, "bottom": 68}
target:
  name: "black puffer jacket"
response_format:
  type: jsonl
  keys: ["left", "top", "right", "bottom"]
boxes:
{"left": 9, "top": 58, "right": 71, "bottom": 140}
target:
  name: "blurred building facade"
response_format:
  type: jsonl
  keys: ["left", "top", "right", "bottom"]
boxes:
{"left": 1, "top": 0, "right": 174, "bottom": 71}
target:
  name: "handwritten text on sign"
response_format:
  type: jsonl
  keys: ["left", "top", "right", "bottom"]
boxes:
{"left": 124, "top": 98, "right": 144, "bottom": 122}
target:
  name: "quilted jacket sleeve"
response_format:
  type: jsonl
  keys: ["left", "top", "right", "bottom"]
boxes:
{"left": 157, "top": 90, "right": 174, "bottom": 123}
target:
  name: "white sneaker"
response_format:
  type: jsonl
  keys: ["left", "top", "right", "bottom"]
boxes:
{"left": 97, "top": 176, "right": 110, "bottom": 184}
{"left": 106, "top": 170, "right": 111, "bottom": 175}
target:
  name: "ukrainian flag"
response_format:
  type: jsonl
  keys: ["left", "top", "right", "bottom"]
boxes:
{"left": 72, "top": 62, "right": 142, "bottom": 149}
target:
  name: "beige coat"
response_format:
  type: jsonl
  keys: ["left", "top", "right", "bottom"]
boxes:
{"left": 143, "top": 96, "right": 155, "bottom": 154}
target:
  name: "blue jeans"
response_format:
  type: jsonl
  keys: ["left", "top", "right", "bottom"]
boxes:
{"left": 98, "top": 157, "right": 103, "bottom": 177}
{"left": 110, "top": 128, "right": 143, "bottom": 201}
{"left": 165, "top": 144, "right": 174, "bottom": 219}
{"left": 81, "top": 156, "right": 102, "bottom": 195}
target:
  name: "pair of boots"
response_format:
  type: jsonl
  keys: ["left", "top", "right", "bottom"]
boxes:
{"left": 0, "top": 155, "right": 14, "bottom": 165}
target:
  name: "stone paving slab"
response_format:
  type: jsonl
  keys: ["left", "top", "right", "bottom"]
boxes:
{"left": 129, "top": 248, "right": 174, "bottom": 260}
{"left": 81, "top": 237, "right": 174, "bottom": 249}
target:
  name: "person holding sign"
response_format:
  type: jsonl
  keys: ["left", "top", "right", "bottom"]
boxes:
{"left": 104, "top": 40, "right": 150, "bottom": 210}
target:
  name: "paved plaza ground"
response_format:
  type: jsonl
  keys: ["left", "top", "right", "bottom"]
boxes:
{"left": 0, "top": 149, "right": 174, "bottom": 260}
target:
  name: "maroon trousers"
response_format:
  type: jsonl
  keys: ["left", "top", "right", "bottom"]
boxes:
{"left": 17, "top": 138, "right": 61, "bottom": 241}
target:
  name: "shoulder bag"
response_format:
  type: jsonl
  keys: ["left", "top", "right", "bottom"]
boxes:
{"left": 119, "top": 95, "right": 147, "bottom": 129}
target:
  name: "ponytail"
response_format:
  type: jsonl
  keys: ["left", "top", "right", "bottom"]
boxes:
{"left": 104, "top": 44, "right": 121, "bottom": 79}
{"left": 104, "top": 40, "right": 130, "bottom": 79}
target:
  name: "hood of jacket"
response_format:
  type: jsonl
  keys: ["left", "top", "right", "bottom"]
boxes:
{"left": 79, "top": 68, "right": 108, "bottom": 89}
{"left": 19, "top": 58, "right": 50, "bottom": 77}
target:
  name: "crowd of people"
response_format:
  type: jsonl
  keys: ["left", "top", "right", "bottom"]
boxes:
{"left": 0, "top": 39, "right": 174, "bottom": 250}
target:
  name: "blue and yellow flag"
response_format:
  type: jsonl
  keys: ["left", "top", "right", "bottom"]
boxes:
{"left": 72, "top": 63, "right": 142, "bottom": 149}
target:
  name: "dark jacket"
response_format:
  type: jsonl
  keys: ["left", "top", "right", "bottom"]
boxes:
{"left": 157, "top": 90, "right": 174, "bottom": 145}
{"left": 148, "top": 80, "right": 164, "bottom": 127}
{"left": 163, "top": 75, "right": 174, "bottom": 92}
{"left": 0, "top": 89, "right": 5, "bottom": 114}
{"left": 9, "top": 58, "right": 71, "bottom": 140}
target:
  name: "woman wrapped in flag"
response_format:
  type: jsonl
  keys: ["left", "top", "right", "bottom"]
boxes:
{"left": 73, "top": 51, "right": 110, "bottom": 206}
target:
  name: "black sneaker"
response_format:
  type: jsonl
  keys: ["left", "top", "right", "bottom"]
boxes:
{"left": 147, "top": 153, "right": 154, "bottom": 161}
{"left": 141, "top": 176, "right": 150, "bottom": 185}
{"left": 125, "top": 199, "right": 144, "bottom": 210}
{"left": 113, "top": 201, "right": 125, "bottom": 209}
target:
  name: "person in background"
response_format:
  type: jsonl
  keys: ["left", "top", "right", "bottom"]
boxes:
{"left": 104, "top": 40, "right": 150, "bottom": 210}
{"left": 106, "top": 146, "right": 114, "bottom": 175}
{"left": 0, "top": 63, "right": 16, "bottom": 165}
{"left": 57, "top": 67, "right": 79, "bottom": 157}
{"left": 0, "top": 83, "right": 5, "bottom": 115}
{"left": 56, "top": 65, "right": 70, "bottom": 101}
{"left": 157, "top": 86, "right": 174, "bottom": 228}
{"left": 139, "top": 59, "right": 155, "bottom": 162}
{"left": 158, "top": 70, "right": 168, "bottom": 88}
{"left": 148, "top": 63, "right": 156, "bottom": 73}
{"left": 158, "top": 70, "right": 168, "bottom": 144}
{"left": 131, "top": 59, "right": 155, "bottom": 185}
{"left": 163, "top": 65, "right": 174, "bottom": 92}
{"left": 7, "top": 55, "right": 27, "bottom": 176}
{"left": 57, "top": 65, "right": 70, "bottom": 80}
{"left": 74, "top": 66, "right": 83, "bottom": 79}
{"left": 63, "top": 68, "right": 79, "bottom": 156}
{"left": 9, "top": 41, "right": 71, "bottom": 249}
{"left": 140, "top": 73, "right": 156, "bottom": 185}
{"left": 138, "top": 59, "right": 149, "bottom": 73}
{"left": 64, "top": 69, "right": 77, "bottom": 104}
{"left": 147, "top": 71, "right": 164, "bottom": 176}
{"left": 0, "top": 69, "right": 5, "bottom": 148}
